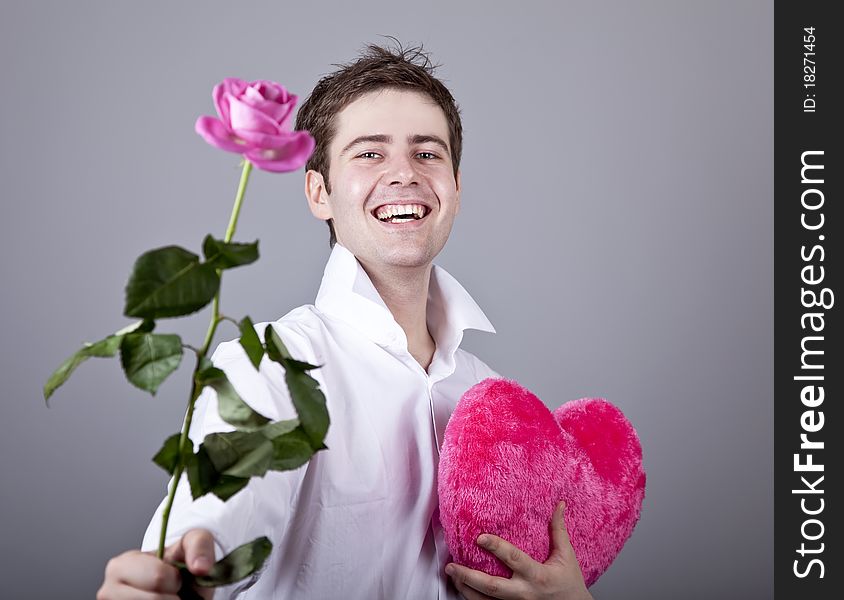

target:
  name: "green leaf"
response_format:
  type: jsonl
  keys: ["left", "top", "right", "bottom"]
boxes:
{"left": 210, "top": 475, "right": 250, "bottom": 501}
{"left": 264, "top": 325, "right": 329, "bottom": 448}
{"left": 263, "top": 324, "right": 292, "bottom": 361}
{"left": 185, "top": 420, "right": 318, "bottom": 502}
{"left": 185, "top": 446, "right": 217, "bottom": 500}
{"left": 129, "top": 319, "right": 157, "bottom": 334}
{"left": 152, "top": 433, "right": 183, "bottom": 475}
{"left": 203, "top": 430, "right": 274, "bottom": 479}
{"left": 82, "top": 335, "right": 124, "bottom": 357}
{"left": 259, "top": 418, "right": 300, "bottom": 439}
{"left": 268, "top": 426, "right": 316, "bottom": 471}
{"left": 238, "top": 316, "right": 264, "bottom": 370}
{"left": 202, "top": 235, "right": 259, "bottom": 270}
{"left": 195, "top": 365, "right": 270, "bottom": 431}
{"left": 185, "top": 444, "right": 250, "bottom": 502}
{"left": 120, "top": 333, "right": 183, "bottom": 394}
{"left": 284, "top": 357, "right": 321, "bottom": 372}
{"left": 124, "top": 245, "right": 220, "bottom": 319}
{"left": 175, "top": 537, "right": 272, "bottom": 597}
{"left": 199, "top": 536, "right": 272, "bottom": 586}
{"left": 284, "top": 367, "right": 330, "bottom": 448}
{"left": 43, "top": 320, "right": 146, "bottom": 402}
{"left": 177, "top": 536, "right": 272, "bottom": 589}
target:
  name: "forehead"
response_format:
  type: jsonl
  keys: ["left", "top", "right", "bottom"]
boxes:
{"left": 330, "top": 88, "right": 450, "bottom": 152}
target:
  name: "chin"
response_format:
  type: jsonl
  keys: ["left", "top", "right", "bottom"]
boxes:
{"left": 381, "top": 244, "right": 440, "bottom": 269}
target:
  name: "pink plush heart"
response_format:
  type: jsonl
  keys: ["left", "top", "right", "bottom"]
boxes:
{"left": 438, "top": 378, "right": 645, "bottom": 587}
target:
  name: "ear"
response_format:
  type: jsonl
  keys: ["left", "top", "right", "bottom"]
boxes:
{"left": 454, "top": 169, "right": 461, "bottom": 216}
{"left": 305, "top": 169, "right": 332, "bottom": 220}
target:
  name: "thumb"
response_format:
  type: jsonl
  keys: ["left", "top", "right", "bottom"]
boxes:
{"left": 182, "top": 528, "right": 217, "bottom": 576}
{"left": 163, "top": 529, "right": 217, "bottom": 575}
{"left": 549, "top": 501, "right": 575, "bottom": 562}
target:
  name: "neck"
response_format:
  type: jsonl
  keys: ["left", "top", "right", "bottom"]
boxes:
{"left": 358, "top": 259, "right": 436, "bottom": 371}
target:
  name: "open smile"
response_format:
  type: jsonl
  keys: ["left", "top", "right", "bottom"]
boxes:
{"left": 370, "top": 202, "right": 432, "bottom": 225}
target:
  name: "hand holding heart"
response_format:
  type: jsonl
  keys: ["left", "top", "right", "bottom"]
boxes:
{"left": 438, "top": 378, "right": 646, "bottom": 592}
{"left": 445, "top": 500, "right": 594, "bottom": 600}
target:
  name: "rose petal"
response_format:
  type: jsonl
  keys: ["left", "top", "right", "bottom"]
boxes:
{"left": 195, "top": 116, "right": 253, "bottom": 154}
{"left": 212, "top": 79, "right": 250, "bottom": 127}
{"left": 274, "top": 93, "right": 298, "bottom": 130}
{"left": 233, "top": 127, "right": 308, "bottom": 150}
{"left": 250, "top": 80, "right": 290, "bottom": 103}
{"left": 222, "top": 77, "right": 249, "bottom": 96}
{"left": 239, "top": 82, "right": 296, "bottom": 123}
{"left": 212, "top": 84, "right": 232, "bottom": 128}
{"left": 239, "top": 93, "right": 296, "bottom": 126}
{"left": 228, "top": 95, "right": 282, "bottom": 135}
{"left": 244, "top": 131, "right": 315, "bottom": 172}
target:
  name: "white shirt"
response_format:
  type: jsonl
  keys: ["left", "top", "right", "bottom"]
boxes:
{"left": 141, "top": 242, "right": 500, "bottom": 599}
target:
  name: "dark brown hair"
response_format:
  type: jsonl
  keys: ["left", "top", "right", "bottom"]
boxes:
{"left": 295, "top": 39, "right": 463, "bottom": 247}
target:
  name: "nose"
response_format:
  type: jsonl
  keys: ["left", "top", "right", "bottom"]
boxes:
{"left": 385, "top": 153, "right": 418, "bottom": 187}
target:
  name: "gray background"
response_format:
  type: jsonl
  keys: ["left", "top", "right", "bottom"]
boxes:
{"left": 0, "top": 1, "right": 772, "bottom": 598}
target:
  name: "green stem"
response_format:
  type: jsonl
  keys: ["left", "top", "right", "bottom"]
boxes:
{"left": 156, "top": 159, "right": 254, "bottom": 559}
{"left": 224, "top": 160, "right": 252, "bottom": 243}
{"left": 201, "top": 159, "right": 252, "bottom": 358}
{"left": 156, "top": 373, "right": 200, "bottom": 558}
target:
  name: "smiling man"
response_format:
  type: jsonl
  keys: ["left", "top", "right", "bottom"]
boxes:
{"left": 98, "top": 43, "right": 592, "bottom": 600}
{"left": 304, "top": 87, "right": 460, "bottom": 372}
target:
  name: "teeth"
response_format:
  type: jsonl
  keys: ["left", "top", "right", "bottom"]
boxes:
{"left": 375, "top": 203, "right": 427, "bottom": 221}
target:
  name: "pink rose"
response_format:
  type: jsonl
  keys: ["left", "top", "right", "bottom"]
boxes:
{"left": 195, "top": 78, "right": 314, "bottom": 172}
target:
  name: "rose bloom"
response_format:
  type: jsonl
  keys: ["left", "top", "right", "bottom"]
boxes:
{"left": 196, "top": 78, "right": 314, "bottom": 172}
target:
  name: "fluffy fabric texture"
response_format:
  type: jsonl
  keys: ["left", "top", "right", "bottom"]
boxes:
{"left": 438, "top": 378, "right": 645, "bottom": 587}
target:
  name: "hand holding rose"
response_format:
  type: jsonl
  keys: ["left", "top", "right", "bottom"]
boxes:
{"left": 48, "top": 76, "right": 324, "bottom": 595}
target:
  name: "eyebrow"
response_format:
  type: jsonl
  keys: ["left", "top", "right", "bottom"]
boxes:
{"left": 340, "top": 134, "right": 450, "bottom": 156}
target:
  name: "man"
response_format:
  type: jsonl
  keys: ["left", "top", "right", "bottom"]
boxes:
{"left": 98, "top": 43, "right": 593, "bottom": 600}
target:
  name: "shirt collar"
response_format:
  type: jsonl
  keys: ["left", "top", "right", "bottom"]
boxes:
{"left": 314, "top": 243, "right": 495, "bottom": 353}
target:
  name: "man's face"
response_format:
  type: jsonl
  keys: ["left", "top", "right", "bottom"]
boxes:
{"left": 307, "top": 88, "right": 460, "bottom": 273}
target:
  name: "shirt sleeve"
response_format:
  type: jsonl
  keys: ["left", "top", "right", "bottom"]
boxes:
{"left": 140, "top": 322, "right": 311, "bottom": 571}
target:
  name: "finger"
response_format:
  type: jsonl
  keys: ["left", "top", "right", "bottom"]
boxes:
{"left": 446, "top": 562, "right": 518, "bottom": 599}
{"left": 477, "top": 533, "right": 538, "bottom": 580}
{"left": 549, "top": 501, "right": 575, "bottom": 562}
{"left": 105, "top": 550, "right": 181, "bottom": 593}
{"left": 182, "top": 529, "right": 217, "bottom": 575}
{"left": 163, "top": 529, "right": 216, "bottom": 576}
{"left": 452, "top": 577, "right": 494, "bottom": 600}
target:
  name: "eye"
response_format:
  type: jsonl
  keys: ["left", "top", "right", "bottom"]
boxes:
{"left": 357, "top": 151, "right": 382, "bottom": 159}
{"left": 416, "top": 151, "right": 439, "bottom": 160}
